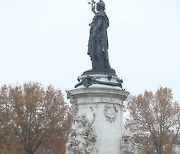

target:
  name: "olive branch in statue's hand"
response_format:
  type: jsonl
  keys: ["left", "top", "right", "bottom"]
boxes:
{"left": 87, "top": 0, "right": 96, "bottom": 5}
{"left": 87, "top": 0, "right": 97, "bottom": 14}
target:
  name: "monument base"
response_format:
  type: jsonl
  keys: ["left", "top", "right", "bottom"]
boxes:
{"left": 82, "top": 68, "right": 116, "bottom": 76}
{"left": 66, "top": 73, "right": 129, "bottom": 154}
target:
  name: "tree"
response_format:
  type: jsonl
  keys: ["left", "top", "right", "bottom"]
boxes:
{"left": 126, "top": 87, "right": 180, "bottom": 154}
{"left": 0, "top": 82, "right": 72, "bottom": 154}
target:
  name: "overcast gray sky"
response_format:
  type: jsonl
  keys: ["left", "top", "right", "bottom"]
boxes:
{"left": 0, "top": 0, "right": 180, "bottom": 100}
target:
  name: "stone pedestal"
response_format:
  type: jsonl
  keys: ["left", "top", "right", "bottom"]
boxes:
{"left": 66, "top": 74, "right": 129, "bottom": 154}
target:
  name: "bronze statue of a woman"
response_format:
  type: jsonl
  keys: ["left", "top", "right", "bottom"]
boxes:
{"left": 87, "top": 0, "right": 110, "bottom": 71}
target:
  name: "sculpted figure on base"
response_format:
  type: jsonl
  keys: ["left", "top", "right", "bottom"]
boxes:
{"left": 66, "top": 107, "right": 97, "bottom": 154}
{"left": 88, "top": 0, "right": 110, "bottom": 70}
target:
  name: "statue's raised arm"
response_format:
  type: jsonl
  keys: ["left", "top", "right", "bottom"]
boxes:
{"left": 88, "top": 0, "right": 97, "bottom": 14}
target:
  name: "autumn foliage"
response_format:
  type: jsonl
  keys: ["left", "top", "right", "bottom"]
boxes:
{"left": 0, "top": 82, "right": 72, "bottom": 154}
{"left": 126, "top": 87, "right": 180, "bottom": 154}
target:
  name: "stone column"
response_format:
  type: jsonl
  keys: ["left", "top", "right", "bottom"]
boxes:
{"left": 66, "top": 74, "right": 129, "bottom": 154}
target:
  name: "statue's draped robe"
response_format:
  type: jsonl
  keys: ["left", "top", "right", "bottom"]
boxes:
{"left": 88, "top": 10, "right": 110, "bottom": 70}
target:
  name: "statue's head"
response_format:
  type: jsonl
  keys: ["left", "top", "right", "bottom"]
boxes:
{"left": 97, "top": 0, "right": 105, "bottom": 11}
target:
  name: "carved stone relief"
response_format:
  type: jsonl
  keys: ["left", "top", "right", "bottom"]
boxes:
{"left": 67, "top": 107, "right": 97, "bottom": 154}
{"left": 66, "top": 90, "right": 79, "bottom": 116}
{"left": 104, "top": 102, "right": 118, "bottom": 122}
